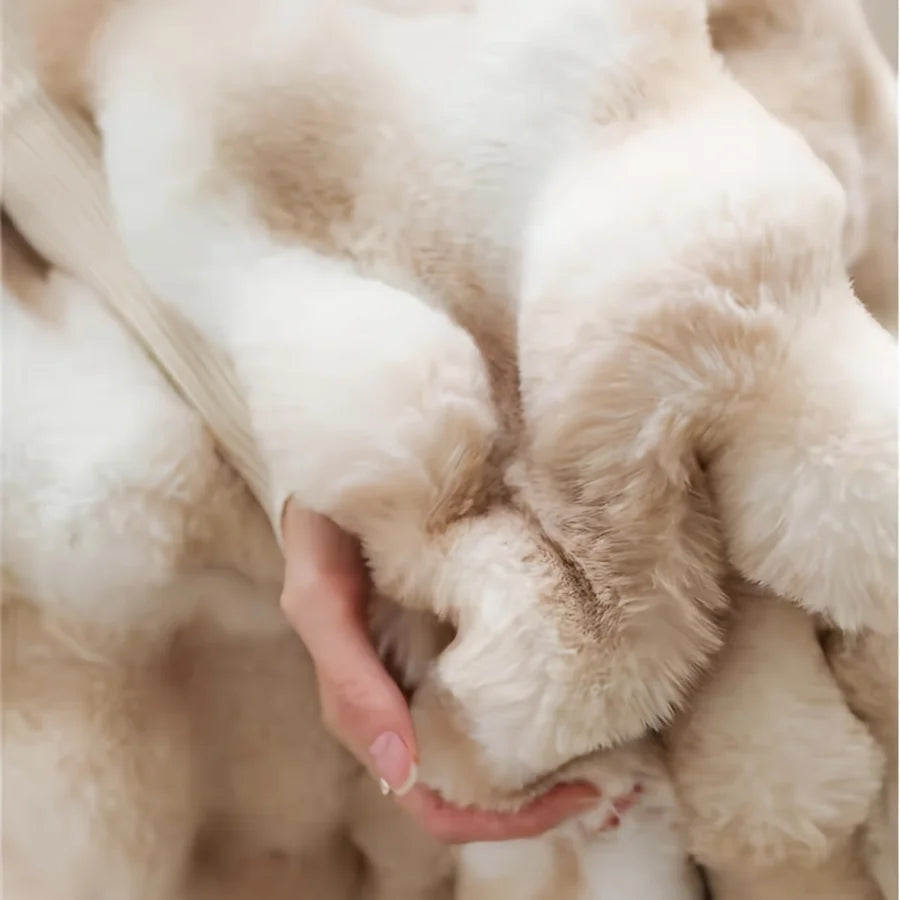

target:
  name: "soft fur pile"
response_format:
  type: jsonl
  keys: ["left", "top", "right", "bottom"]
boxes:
{"left": 3, "top": 0, "right": 897, "bottom": 898}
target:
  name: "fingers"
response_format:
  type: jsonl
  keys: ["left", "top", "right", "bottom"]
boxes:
{"left": 313, "top": 610, "right": 419, "bottom": 794}
{"left": 280, "top": 504, "right": 419, "bottom": 793}
{"left": 396, "top": 782, "right": 601, "bottom": 845}
{"left": 279, "top": 504, "right": 600, "bottom": 845}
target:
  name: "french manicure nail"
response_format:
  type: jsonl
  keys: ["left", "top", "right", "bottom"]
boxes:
{"left": 369, "top": 732, "right": 417, "bottom": 797}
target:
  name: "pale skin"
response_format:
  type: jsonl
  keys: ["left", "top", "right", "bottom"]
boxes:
{"left": 280, "top": 500, "right": 601, "bottom": 843}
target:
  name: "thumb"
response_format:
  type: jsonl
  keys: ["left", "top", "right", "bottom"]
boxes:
{"left": 312, "top": 610, "right": 419, "bottom": 795}
{"left": 280, "top": 508, "right": 419, "bottom": 794}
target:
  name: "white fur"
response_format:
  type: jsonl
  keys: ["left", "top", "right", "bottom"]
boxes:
{"left": 8, "top": 0, "right": 897, "bottom": 897}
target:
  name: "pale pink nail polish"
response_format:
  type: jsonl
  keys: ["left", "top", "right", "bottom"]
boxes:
{"left": 369, "top": 732, "right": 417, "bottom": 796}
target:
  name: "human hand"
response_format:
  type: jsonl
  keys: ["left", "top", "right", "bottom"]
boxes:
{"left": 279, "top": 500, "right": 600, "bottom": 843}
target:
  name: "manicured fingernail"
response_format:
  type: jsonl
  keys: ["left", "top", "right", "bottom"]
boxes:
{"left": 369, "top": 732, "right": 417, "bottom": 797}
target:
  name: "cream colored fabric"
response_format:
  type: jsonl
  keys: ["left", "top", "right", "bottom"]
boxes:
{"left": 2, "top": 10, "right": 280, "bottom": 543}
{"left": 862, "top": 0, "right": 897, "bottom": 68}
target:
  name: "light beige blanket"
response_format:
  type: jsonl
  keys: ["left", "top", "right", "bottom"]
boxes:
{"left": 3, "top": 10, "right": 276, "bottom": 538}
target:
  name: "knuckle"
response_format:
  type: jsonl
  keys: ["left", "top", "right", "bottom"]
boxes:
{"left": 319, "top": 690, "right": 354, "bottom": 739}
{"left": 319, "top": 674, "right": 375, "bottom": 739}
{"left": 284, "top": 568, "right": 328, "bottom": 609}
{"left": 330, "top": 673, "right": 374, "bottom": 718}
{"left": 283, "top": 575, "right": 363, "bottom": 638}
{"left": 278, "top": 584, "right": 300, "bottom": 622}
{"left": 279, "top": 578, "right": 329, "bottom": 632}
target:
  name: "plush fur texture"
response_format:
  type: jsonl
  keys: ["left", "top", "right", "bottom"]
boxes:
{"left": 6, "top": 0, "right": 898, "bottom": 898}
{"left": 664, "top": 3, "right": 899, "bottom": 896}
{"left": 706, "top": 837, "right": 884, "bottom": 900}
{"left": 85, "top": 0, "right": 896, "bottom": 776}
{"left": 708, "top": 0, "right": 898, "bottom": 335}
{"left": 664, "top": 584, "right": 884, "bottom": 869}
{"left": 825, "top": 627, "right": 899, "bottom": 899}
{"left": 454, "top": 739, "right": 704, "bottom": 900}
{"left": 1, "top": 241, "right": 448, "bottom": 900}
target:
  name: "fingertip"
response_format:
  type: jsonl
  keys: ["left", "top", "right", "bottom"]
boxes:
{"left": 369, "top": 731, "right": 418, "bottom": 795}
{"left": 314, "top": 650, "right": 420, "bottom": 779}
